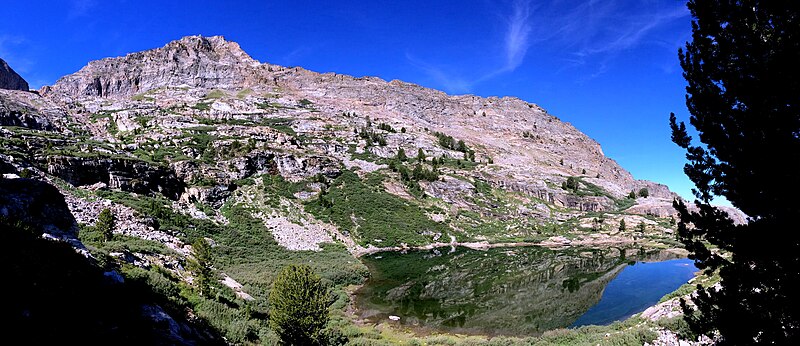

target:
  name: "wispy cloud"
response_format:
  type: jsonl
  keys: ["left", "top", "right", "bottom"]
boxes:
{"left": 503, "top": 0, "right": 532, "bottom": 72}
{"left": 534, "top": 0, "right": 690, "bottom": 78}
{"left": 575, "top": 6, "right": 688, "bottom": 57}
{"left": 406, "top": 0, "right": 688, "bottom": 92}
{"left": 406, "top": 53, "right": 473, "bottom": 94}
{"left": 408, "top": 0, "right": 534, "bottom": 93}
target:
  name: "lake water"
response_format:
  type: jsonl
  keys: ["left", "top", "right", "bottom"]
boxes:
{"left": 355, "top": 246, "right": 697, "bottom": 336}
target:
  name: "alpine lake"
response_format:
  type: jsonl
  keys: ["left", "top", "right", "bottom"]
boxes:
{"left": 354, "top": 245, "right": 697, "bottom": 336}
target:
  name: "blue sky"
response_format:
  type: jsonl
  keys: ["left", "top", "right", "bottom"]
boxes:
{"left": 1, "top": 0, "right": 712, "bottom": 203}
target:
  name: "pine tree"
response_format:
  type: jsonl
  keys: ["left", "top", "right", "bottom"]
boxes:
{"left": 96, "top": 208, "right": 115, "bottom": 242}
{"left": 269, "top": 264, "right": 330, "bottom": 345}
{"left": 189, "top": 238, "right": 214, "bottom": 296}
{"left": 669, "top": 1, "right": 800, "bottom": 343}
{"left": 396, "top": 148, "right": 407, "bottom": 161}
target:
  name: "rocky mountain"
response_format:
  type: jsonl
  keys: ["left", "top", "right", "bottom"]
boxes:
{"left": 0, "top": 35, "right": 729, "bottom": 344}
{"left": 0, "top": 58, "right": 29, "bottom": 91}
{"left": 2, "top": 34, "right": 721, "bottom": 250}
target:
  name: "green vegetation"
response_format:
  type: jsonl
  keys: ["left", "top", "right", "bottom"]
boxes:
{"left": 269, "top": 264, "right": 330, "bottom": 345}
{"left": 260, "top": 173, "right": 307, "bottom": 206}
{"left": 358, "top": 127, "right": 387, "bottom": 146}
{"left": 434, "top": 131, "right": 475, "bottom": 161}
{"left": 637, "top": 188, "right": 649, "bottom": 198}
{"left": 189, "top": 238, "right": 215, "bottom": 296}
{"left": 306, "top": 170, "right": 445, "bottom": 247}
{"left": 667, "top": 3, "right": 800, "bottom": 342}
{"left": 196, "top": 116, "right": 295, "bottom": 135}
{"left": 377, "top": 123, "right": 395, "bottom": 133}
{"left": 298, "top": 98, "right": 314, "bottom": 107}
{"left": 205, "top": 89, "right": 227, "bottom": 99}
{"left": 562, "top": 176, "right": 579, "bottom": 192}
{"left": 18, "top": 168, "right": 33, "bottom": 178}
{"left": 3, "top": 217, "right": 222, "bottom": 344}
{"left": 93, "top": 189, "right": 366, "bottom": 343}
{"left": 132, "top": 93, "right": 155, "bottom": 102}
{"left": 396, "top": 148, "right": 407, "bottom": 161}
{"left": 256, "top": 101, "right": 295, "bottom": 111}
{"left": 97, "top": 208, "right": 115, "bottom": 241}
{"left": 236, "top": 88, "right": 253, "bottom": 99}
{"left": 192, "top": 102, "right": 212, "bottom": 111}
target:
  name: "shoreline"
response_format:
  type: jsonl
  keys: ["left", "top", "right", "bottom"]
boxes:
{"left": 351, "top": 235, "right": 643, "bottom": 257}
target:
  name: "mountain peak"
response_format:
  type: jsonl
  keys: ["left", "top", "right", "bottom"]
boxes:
{"left": 167, "top": 35, "right": 257, "bottom": 64}
{"left": 0, "top": 57, "right": 29, "bottom": 91}
{"left": 47, "top": 35, "right": 264, "bottom": 98}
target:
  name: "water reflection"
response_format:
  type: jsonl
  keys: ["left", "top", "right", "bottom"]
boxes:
{"left": 355, "top": 246, "right": 694, "bottom": 336}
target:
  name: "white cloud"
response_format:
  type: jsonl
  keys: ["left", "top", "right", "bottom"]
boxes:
{"left": 407, "top": 0, "right": 534, "bottom": 93}
{"left": 530, "top": 0, "right": 690, "bottom": 78}
{"left": 405, "top": 53, "right": 472, "bottom": 94}
{"left": 503, "top": 0, "right": 532, "bottom": 72}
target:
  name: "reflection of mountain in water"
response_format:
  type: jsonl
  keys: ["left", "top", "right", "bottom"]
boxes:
{"left": 356, "top": 246, "right": 682, "bottom": 336}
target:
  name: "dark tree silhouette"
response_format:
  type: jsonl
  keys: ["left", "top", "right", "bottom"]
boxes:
{"left": 669, "top": 1, "right": 800, "bottom": 344}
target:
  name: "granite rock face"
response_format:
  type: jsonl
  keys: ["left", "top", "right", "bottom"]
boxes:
{"left": 0, "top": 89, "right": 66, "bottom": 130}
{"left": 0, "top": 58, "right": 29, "bottom": 91}
{"left": 46, "top": 36, "right": 265, "bottom": 98}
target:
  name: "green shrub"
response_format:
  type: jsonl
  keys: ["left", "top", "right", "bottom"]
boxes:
{"left": 205, "top": 90, "right": 227, "bottom": 99}
{"left": 97, "top": 208, "right": 115, "bottom": 242}
{"left": 269, "top": 264, "right": 330, "bottom": 345}
{"left": 18, "top": 168, "right": 33, "bottom": 178}
{"left": 562, "top": 176, "right": 579, "bottom": 192}
{"left": 192, "top": 102, "right": 212, "bottom": 111}
{"left": 306, "top": 171, "right": 443, "bottom": 247}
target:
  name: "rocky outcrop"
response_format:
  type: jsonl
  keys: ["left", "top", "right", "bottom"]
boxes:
{"left": 0, "top": 89, "right": 66, "bottom": 130}
{"left": 46, "top": 35, "right": 265, "bottom": 98}
{"left": 179, "top": 185, "right": 233, "bottom": 209}
{"left": 44, "top": 156, "right": 185, "bottom": 199}
{"left": 0, "top": 178, "right": 78, "bottom": 239}
{"left": 0, "top": 58, "right": 28, "bottom": 91}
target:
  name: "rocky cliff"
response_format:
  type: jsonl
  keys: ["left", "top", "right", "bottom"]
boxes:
{"left": 1, "top": 89, "right": 66, "bottom": 130}
{"left": 46, "top": 36, "right": 264, "bottom": 98}
{"left": 0, "top": 58, "right": 29, "bottom": 91}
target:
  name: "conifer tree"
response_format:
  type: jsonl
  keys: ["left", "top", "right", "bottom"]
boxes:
{"left": 269, "top": 264, "right": 330, "bottom": 345}
{"left": 669, "top": 1, "right": 800, "bottom": 343}
{"left": 96, "top": 208, "right": 115, "bottom": 242}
